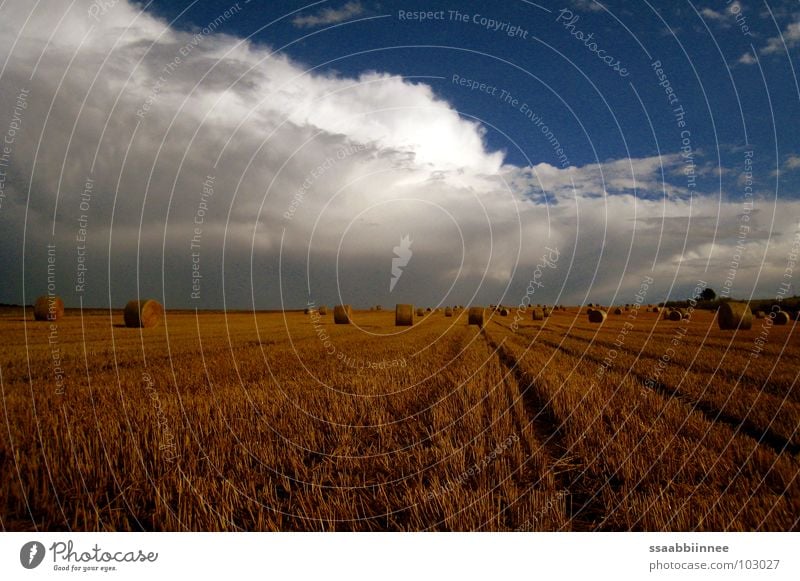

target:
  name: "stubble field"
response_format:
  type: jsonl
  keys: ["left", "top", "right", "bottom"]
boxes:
{"left": 1, "top": 305, "right": 798, "bottom": 531}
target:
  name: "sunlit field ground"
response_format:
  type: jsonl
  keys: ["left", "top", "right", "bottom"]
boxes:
{"left": 1, "top": 306, "right": 798, "bottom": 531}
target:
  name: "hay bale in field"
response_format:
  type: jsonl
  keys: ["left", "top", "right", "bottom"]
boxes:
{"left": 774, "top": 310, "right": 790, "bottom": 325}
{"left": 395, "top": 304, "right": 414, "bottom": 326}
{"left": 668, "top": 309, "right": 682, "bottom": 321}
{"left": 303, "top": 307, "right": 311, "bottom": 314}
{"left": 717, "top": 301, "right": 753, "bottom": 330}
{"left": 531, "top": 308, "right": 544, "bottom": 321}
{"left": 124, "top": 299, "right": 164, "bottom": 328}
{"left": 33, "top": 295, "right": 64, "bottom": 321}
{"left": 444, "top": 307, "right": 453, "bottom": 317}
{"left": 500, "top": 308, "right": 509, "bottom": 316}
{"left": 319, "top": 305, "right": 328, "bottom": 315}
{"left": 588, "top": 309, "right": 606, "bottom": 323}
{"left": 588, "top": 302, "right": 594, "bottom": 308}
{"left": 468, "top": 307, "right": 484, "bottom": 326}
{"left": 651, "top": 306, "right": 660, "bottom": 313}
{"left": 416, "top": 307, "right": 425, "bottom": 317}
{"left": 333, "top": 304, "right": 352, "bottom": 324}
{"left": 376, "top": 305, "right": 383, "bottom": 311}
{"left": 542, "top": 307, "right": 551, "bottom": 318}
{"left": 754, "top": 310, "right": 766, "bottom": 319}
{"left": 426, "top": 307, "right": 432, "bottom": 312}
{"left": 613, "top": 307, "right": 623, "bottom": 315}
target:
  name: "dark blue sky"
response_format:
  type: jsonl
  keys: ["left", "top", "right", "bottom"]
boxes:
{"left": 144, "top": 0, "right": 799, "bottom": 198}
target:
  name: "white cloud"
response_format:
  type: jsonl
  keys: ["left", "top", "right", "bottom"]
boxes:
{"left": 292, "top": 1, "right": 364, "bottom": 28}
{"left": 738, "top": 51, "right": 756, "bottom": 65}
{"left": 761, "top": 18, "right": 800, "bottom": 54}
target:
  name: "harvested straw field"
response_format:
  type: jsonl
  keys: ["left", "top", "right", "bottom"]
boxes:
{"left": 2, "top": 305, "right": 798, "bottom": 532}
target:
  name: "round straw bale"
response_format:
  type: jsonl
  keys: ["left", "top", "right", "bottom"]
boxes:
{"left": 33, "top": 295, "right": 64, "bottom": 321}
{"left": 500, "top": 308, "right": 509, "bottom": 316}
{"left": 531, "top": 308, "right": 544, "bottom": 321}
{"left": 754, "top": 310, "right": 766, "bottom": 319}
{"left": 774, "top": 310, "right": 790, "bottom": 325}
{"left": 333, "top": 304, "right": 352, "bottom": 324}
{"left": 542, "top": 307, "right": 551, "bottom": 318}
{"left": 444, "top": 307, "right": 453, "bottom": 317}
{"left": 668, "top": 309, "right": 682, "bottom": 321}
{"left": 376, "top": 305, "right": 382, "bottom": 311}
{"left": 468, "top": 307, "right": 484, "bottom": 326}
{"left": 588, "top": 309, "right": 607, "bottom": 323}
{"left": 124, "top": 299, "right": 164, "bottom": 328}
{"left": 303, "top": 308, "right": 311, "bottom": 314}
{"left": 613, "top": 307, "right": 623, "bottom": 315}
{"left": 416, "top": 307, "right": 425, "bottom": 317}
{"left": 318, "top": 305, "right": 328, "bottom": 315}
{"left": 395, "top": 304, "right": 414, "bottom": 326}
{"left": 717, "top": 301, "right": 753, "bottom": 330}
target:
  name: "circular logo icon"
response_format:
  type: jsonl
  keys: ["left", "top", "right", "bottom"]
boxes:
{"left": 20, "top": 541, "right": 45, "bottom": 569}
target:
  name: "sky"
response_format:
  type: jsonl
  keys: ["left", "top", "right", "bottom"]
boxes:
{"left": 0, "top": 0, "right": 799, "bottom": 310}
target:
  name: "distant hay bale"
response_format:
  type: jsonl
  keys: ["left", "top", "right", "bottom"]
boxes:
{"left": 500, "top": 308, "right": 509, "bottom": 316}
{"left": 588, "top": 309, "right": 607, "bottom": 323}
{"left": 426, "top": 307, "right": 432, "bottom": 312}
{"left": 319, "top": 306, "right": 328, "bottom": 315}
{"left": 652, "top": 306, "right": 660, "bottom": 313}
{"left": 774, "top": 310, "right": 790, "bottom": 325}
{"left": 333, "top": 304, "right": 352, "bottom": 324}
{"left": 395, "top": 304, "right": 414, "bottom": 326}
{"left": 416, "top": 307, "right": 425, "bottom": 317}
{"left": 717, "top": 302, "right": 753, "bottom": 330}
{"left": 33, "top": 295, "right": 64, "bottom": 321}
{"left": 123, "top": 299, "right": 164, "bottom": 328}
{"left": 613, "top": 307, "right": 623, "bottom": 315}
{"left": 303, "top": 308, "right": 311, "bottom": 315}
{"left": 542, "top": 307, "right": 551, "bottom": 318}
{"left": 444, "top": 307, "right": 453, "bottom": 317}
{"left": 531, "top": 308, "right": 544, "bottom": 321}
{"left": 468, "top": 307, "right": 484, "bottom": 326}
{"left": 668, "top": 310, "right": 682, "bottom": 321}
{"left": 376, "top": 305, "right": 383, "bottom": 311}
{"left": 754, "top": 310, "right": 766, "bottom": 319}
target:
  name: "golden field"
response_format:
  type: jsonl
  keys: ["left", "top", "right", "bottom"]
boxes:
{"left": 1, "top": 305, "right": 798, "bottom": 531}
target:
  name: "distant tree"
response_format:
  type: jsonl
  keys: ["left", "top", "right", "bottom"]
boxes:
{"left": 698, "top": 287, "right": 716, "bottom": 301}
